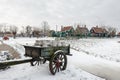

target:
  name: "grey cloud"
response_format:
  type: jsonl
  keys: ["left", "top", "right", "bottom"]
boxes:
{"left": 0, "top": 0, "right": 120, "bottom": 30}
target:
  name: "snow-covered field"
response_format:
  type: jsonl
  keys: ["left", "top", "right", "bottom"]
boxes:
{"left": 0, "top": 60, "right": 104, "bottom": 80}
{"left": 64, "top": 38, "right": 120, "bottom": 62}
{"left": 1, "top": 37, "right": 120, "bottom": 80}
{"left": 0, "top": 37, "right": 106, "bottom": 80}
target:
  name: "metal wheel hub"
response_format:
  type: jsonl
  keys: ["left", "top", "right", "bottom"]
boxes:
{"left": 55, "top": 60, "right": 62, "bottom": 68}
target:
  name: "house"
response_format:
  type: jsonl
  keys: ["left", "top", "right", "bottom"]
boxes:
{"left": 75, "top": 25, "right": 89, "bottom": 37}
{"left": 48, "top": 30, "right": 56, "bottom": 37}
{"left": 61, "top": 26, "right": 74, "bottom": 37}
{"left": 90, "top": 26, "right": 108, "bottom": 37}
{"left": 32, "top": 30, "right": 41, "bottom": 37}
{"left": 117, "top": 32, "right": 120, "bottom": 37}
{"left": 4, "top": 32, "right": 13, "bottom": 37}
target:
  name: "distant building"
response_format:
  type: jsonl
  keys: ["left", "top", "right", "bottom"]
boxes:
{"left": 90, "top": 26, "right": 108, "bottom": 37}
{"left": 117, "top": 32, "right": 120, "bottom": 37}
{"left": 61, "top": 26, "right": 74, "bottom": 37}
{"left": 32, "top": 30, "right": 41, "bottom": 37}
{"left": 4, "top": 32, "right": 13, "bottom": 37}
{"left": 47, "top": 30, "right": 55, "bottom": 37}
{"left": 75, "top": 25, "right": 89, "bottom": 37}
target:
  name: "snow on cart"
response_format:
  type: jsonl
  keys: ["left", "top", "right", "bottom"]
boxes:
{"left": 0, "top": 40, "right": 71, "bottom": 75}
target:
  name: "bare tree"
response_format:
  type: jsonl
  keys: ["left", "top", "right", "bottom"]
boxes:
{"left": 0, "top": 24, "right": 4, "bottom": 37}
{"left": 105, "top": 26, "right": 116, "bottom": 37}
{"left": 41, "top": 21, "right": 50, "bottom": 37}
{"left": 10, "top": 25, "right": 18, "bottom": 39}
{"left": 3, "top": 24, "right": 8, "bottom": 33}
{"left": 32, "top": 27, "right": 41, "bottom": 38}
{"left": 0, "top": 24, "right": 3, "bottom": 32}
{"left": 26, "top": 25, "right": 32, "bottom": 37}
{"left": 108, "top": 27, "right": 116, "bottom": 37}
{"left": 20, "top": 26, "right": 25, "bottom": 37}
{"left": 0, "top": 23, "right": 11, "bottom": 33}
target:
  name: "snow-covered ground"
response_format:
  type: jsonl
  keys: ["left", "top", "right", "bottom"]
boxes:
{"left": 0, "top": 37, "right": 106, "bottom": 80}
{"left": 69, "top": 49, "right": 120, "bottom": 80}
{"left": 64, "top": 38, "right": 120, "bottom": 62}
{"left": 1, "top": 37, "right": 120, "bottom": 80}
{"left": 0, "top": 60, "right": 105, "bottom": 80}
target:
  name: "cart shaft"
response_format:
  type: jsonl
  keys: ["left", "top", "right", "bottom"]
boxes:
{"left": 0, "top": 59, "right": 32, "bottom": 68}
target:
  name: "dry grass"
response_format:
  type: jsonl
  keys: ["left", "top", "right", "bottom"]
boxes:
{"left": 0, "top": 43, "right": 20, "bottom": 59}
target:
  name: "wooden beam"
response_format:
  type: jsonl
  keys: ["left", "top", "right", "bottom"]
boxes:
{"left": 0, "top": 59, "right": 32, "bottom": 68}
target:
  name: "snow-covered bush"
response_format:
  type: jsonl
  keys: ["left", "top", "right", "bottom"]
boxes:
{"left": 0, "top": 51, "right": 13, "bottom": 61}
{"left": 0, "top": 51, "right": 13, "bottom": 69}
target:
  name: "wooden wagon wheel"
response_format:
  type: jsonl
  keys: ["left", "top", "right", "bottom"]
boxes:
{"left": 49, "top": 51, "right": 67, "bottom": 75}
{"left": 30, "top": 57, "right": 47, "bottom": 66}
{"left": 30, "top": 59, "right": 40, "bottom": 66}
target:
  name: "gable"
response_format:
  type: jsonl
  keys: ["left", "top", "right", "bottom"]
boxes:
{"left": 76, "top": 26, "right": 89, "bottom": 34}
{"left": 61, "top": 26, "right": 73, "bottom": 32}
{"left": 91, "top": 27, "right": 107, "bottom": 33}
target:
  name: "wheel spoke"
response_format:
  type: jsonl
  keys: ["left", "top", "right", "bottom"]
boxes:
{"left": 38, "top": 61, "right": 40, "bottom": 66}
{"left": 52, "top": 65, "right": 56, "bottom": 71}
{"left": 54, "top": 67, "right": 57, "bottom": 73}
{"left": 60, "top": 65, "right": 63, "bottom": 70}
{"left": 52, "top": 63, "right": 56, "bottom": 68}
{"left": 60, "top": 56, "right": 64, "bottom": 60}
{"left": 55, "top": 68, "right": 57, "bottom": 73}
{"left": 52, "top": 62, "right": 55, "bottom": 65}
{"left": 60, "top": 58, "right": 64, "bottom": 61}
{"left": 34, "top": 61, "right": 38, "bottom": 65}
{"left": 62, "top": 62, "right": 65, "bottom": 66}
{"left": 59, "top": 54, "right": 62, "bottom": 59}
{"left": 60, "top": 66, "right": 62, "bottom": 70}
{"left": 58, "top": 67, "right": 59, "bottom": 72}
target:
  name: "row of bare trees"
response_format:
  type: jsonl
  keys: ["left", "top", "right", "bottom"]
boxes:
{"left": 20, "top": 21, "right": 50, "bottom": 38}
{"left": 0, "top": 24, "right": 18, "bottom": 38}
{"left": 0, "top": 21, "right": 50, "bottom": 39}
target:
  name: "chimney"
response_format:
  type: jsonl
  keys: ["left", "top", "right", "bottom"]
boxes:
{"left": 61, "top": 25, "right": 63, "bottom": 31}
{"left": 77, "top": 25, "right": 80, "bottom": 28}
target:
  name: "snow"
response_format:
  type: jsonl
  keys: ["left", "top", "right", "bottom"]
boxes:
{"left": 0, "top": 51, "right": 13, "bottom": 61}
{"left": 0, "top": 37, "right": 106, "bottom": 80}
{"left": 0, "top": 62, "right": 104, "bottom": 80}
{"left": 1, "top": 37, "right": 120, "bottom": 80}
{"left": 69, "top": 49, "right": 120, "bottom": 80}
{"left": 64, "top": 38, "right": 120, "bottom": 62}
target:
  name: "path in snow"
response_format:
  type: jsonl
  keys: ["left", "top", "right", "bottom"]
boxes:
{"left": 69, "top": 49, "right": 120, "bottom": 80}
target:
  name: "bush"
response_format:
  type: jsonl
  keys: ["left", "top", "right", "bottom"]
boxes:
{"left": 0, "top": 51, "right": 13, "bottom": 70}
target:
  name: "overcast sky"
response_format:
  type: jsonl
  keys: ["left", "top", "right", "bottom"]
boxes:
{"left": 0, "top": 0, "right": 120, "bottom": 30}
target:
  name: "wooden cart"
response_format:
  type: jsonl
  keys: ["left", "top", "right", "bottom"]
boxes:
{"left": 0, "top": 40, "right": 71, "bottom": 75}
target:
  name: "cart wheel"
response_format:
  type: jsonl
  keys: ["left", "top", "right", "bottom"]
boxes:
{"left": 30, "top": 60, "right": 40, "bottom": 66}
{"left": 49, "top": 51, "right": 67, "bottom": 75}
{"left": 30, "top": 58, "right": 40, "bottom": 66}
{"left": 30, "top": 58, "right": 46, "bottom": 66}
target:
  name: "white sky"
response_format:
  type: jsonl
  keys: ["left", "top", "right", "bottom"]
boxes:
{"left": 0, "top": 0, "right": 120, "bottom": 30}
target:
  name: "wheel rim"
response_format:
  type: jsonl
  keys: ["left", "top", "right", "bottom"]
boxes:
{"left": 49, "top": 52, "right": 67, "bottom": 75}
